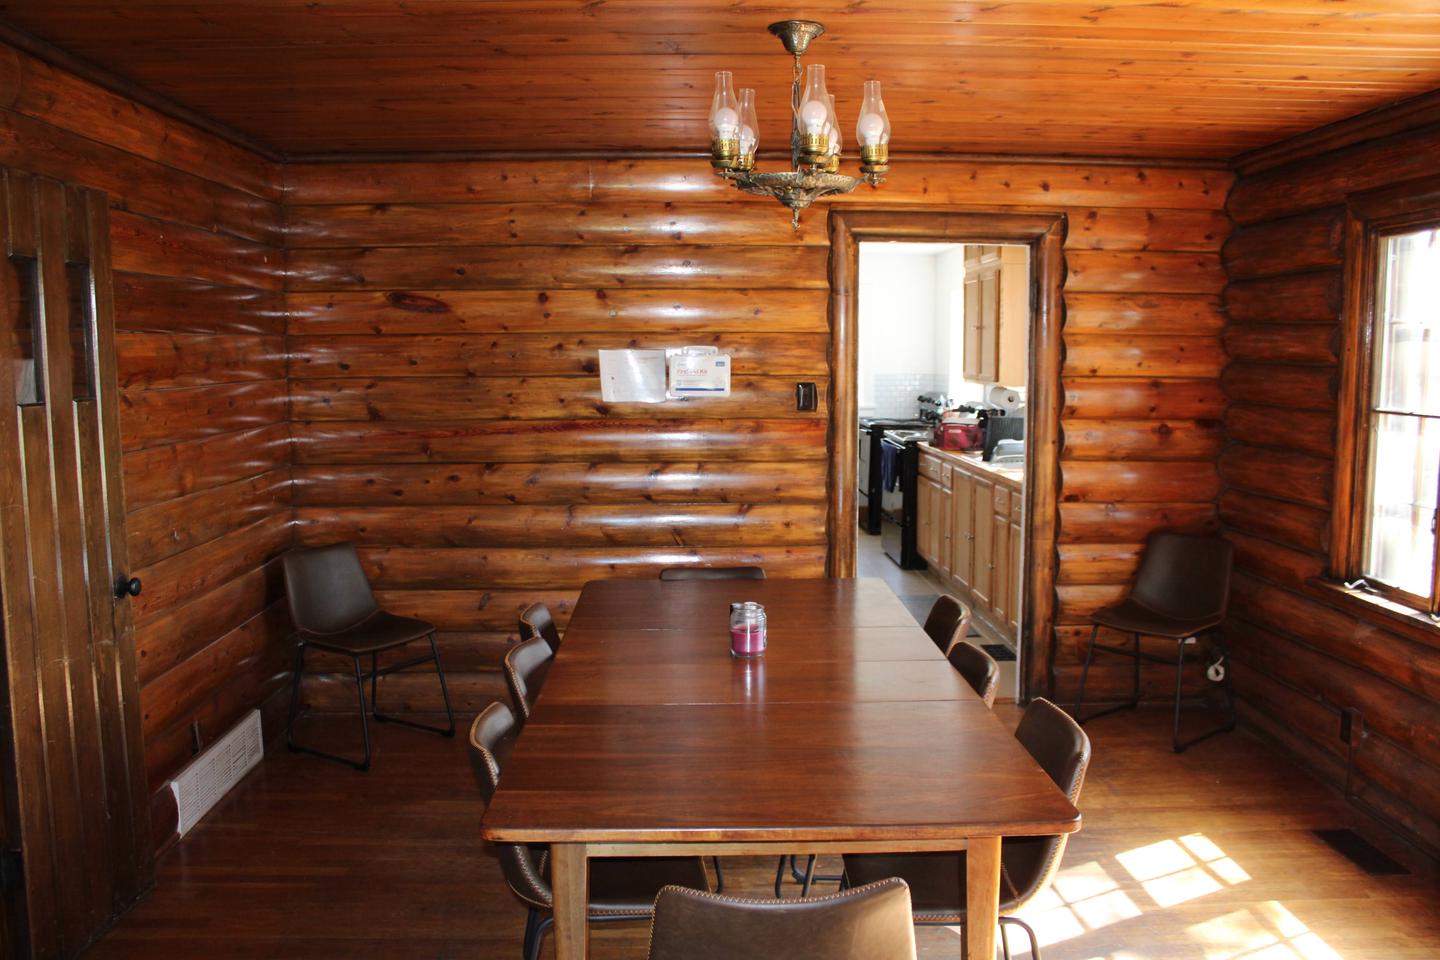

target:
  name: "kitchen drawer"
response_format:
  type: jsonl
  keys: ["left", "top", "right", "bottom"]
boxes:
{"left": 918, "top": 453, "right": 944, "bottom": 482}
{"left": 991, "top": 485, "right": 1010, "bottom": 518}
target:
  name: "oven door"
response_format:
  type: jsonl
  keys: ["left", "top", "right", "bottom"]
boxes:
{"left": 879, "top": 436, "right": 905, "bottom": 519}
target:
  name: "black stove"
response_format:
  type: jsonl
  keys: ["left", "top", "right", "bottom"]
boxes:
{"left": 857, "top": 417, "right": 931, "bottom": 536}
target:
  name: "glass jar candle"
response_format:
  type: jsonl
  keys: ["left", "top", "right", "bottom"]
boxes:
{"left": 729, "top": 601, "right": 767, "bottom": 658}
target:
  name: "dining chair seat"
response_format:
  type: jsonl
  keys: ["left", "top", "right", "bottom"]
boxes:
{"left": 519, "top": 602, "right": 563, "bottom": 651}
{"left": 947, "top": 640, "right": 1000, "bottom": 708}
{"left": 300, "top": 610, "right": 435, "bottom": 654}
{"left": 503, "top": 636, "right": 555, "bottom": 721}
{"left": 841, "top": 851, "right": 1026, "bottom": 919}
{"left": 921, "top": 595, "right": 971, "bottom": 655}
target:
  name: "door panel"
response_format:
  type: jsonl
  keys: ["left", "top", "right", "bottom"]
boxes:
{"left": 972, "top": 476, "right": 994, "bottom": 607}
{"left": 0, "top": 171, "right": 150, "bottom": 958}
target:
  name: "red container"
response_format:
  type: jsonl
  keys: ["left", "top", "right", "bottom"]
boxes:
{"left": 937, "top": 422, "right": 983, "bottom": 451}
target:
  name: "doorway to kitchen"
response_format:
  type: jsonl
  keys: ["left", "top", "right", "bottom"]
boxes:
{"left": 827, "top": 210, "right": 1065, "bottom": 703}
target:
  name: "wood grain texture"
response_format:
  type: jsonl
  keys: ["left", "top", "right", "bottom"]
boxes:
{"left": 12, "top": 2, "right": 1440, "bottom": 160}
{"left": 0, "top": 41, "right": 294, "bottom": 870}
{"left": 1222, "top": 117, "right": 1440, "bottom": 858}
{"left": 285, "top": 154, "right": 1227, "bottom": 706}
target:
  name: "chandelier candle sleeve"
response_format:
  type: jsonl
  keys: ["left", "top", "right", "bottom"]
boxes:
{"left": 737, "top": 88, "right": 759, "bottom": 171}
{"left": 856, "top": 80, "right": 891, "bottom": 174}
{"left": 797, "top": 64, "right": 833, "bottom": 164}
{"left": 709, "top": 71, "right": 741, "bottom": 169}
{"left": 825, "top": 93, "right": 842, "bottom": 172}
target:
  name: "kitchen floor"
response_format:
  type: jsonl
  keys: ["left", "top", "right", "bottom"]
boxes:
{"left": 856, "top": 527, "right": 1019, "bottom": 700}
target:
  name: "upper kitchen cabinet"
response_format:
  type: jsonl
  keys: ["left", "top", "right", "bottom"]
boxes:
{"left": 962, "top": 246, "right": 1029, "bottom": 387}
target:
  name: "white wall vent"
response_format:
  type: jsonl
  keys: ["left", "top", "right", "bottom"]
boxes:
{"left": 169, "top": 709, "right": 264, "bottom": 837}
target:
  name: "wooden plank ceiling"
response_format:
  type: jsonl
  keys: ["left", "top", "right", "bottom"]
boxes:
{"left": 2, "top": 1, "right": 1440, "bottom": 161}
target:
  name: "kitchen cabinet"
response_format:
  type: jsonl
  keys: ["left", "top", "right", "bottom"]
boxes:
{"left": 962, "top": 245, "right": 1029, "bottom": 387}
{"left": 916, "top": 444, "right": 1023, "bottom": 645}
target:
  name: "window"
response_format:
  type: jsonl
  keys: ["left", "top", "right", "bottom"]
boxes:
{"left": 1336, "top": 191, "right": 1440, "bottom": 619}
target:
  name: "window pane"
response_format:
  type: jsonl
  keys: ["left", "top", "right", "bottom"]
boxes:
{"left": 1375, "top": 228, "right": 1440, "bottom": 416}
{"left": 1364, "top": 413, "right": 1438, "bottom": 598}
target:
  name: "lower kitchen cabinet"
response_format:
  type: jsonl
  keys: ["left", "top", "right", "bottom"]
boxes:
{"left": 916, "top": 445, "right": 1022, "bottom": 644}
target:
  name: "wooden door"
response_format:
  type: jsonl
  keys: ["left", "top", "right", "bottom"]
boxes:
{"left": 0, "top": 171, "right": 150, "bottom": 958}
{"left": 951, "top": 470, "right": 974, "bottom": 588}
{"left": 971, "top": 476, "right": 995, "bottom": 608}
{"left": 962, "top": 276, "right": 982, "bottom": 381}
{"left": 992, "top": 512, "right": 1011, "bottom": 630}
{"left": 978, "top": 272, "right": 1000, "bottom": 382}
{"left": 916, "top": 475, "right": 938, "bottom": 565}
{"left": 937, "top": 475, "right": 953, "bottom": 579}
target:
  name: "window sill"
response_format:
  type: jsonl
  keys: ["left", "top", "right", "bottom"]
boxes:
{"left": 1305, "top": 578, "right": 1440, "bottom": 648}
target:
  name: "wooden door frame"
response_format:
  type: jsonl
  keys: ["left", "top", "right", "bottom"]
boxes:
{"left": 826, "top": 208, "right": 1066, "bottom": 702}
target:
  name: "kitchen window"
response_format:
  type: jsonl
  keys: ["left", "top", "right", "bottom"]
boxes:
{"left": 1334, "top": 192, "right": 1440, "bottom": 619}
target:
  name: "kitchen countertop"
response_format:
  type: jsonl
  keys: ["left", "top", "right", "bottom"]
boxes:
{"left": 918, "top": 442, "right": 1025, "bottom": 486}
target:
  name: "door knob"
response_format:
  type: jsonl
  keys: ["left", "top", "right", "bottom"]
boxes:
{"left": 114, "top": 576, "right": 142, "bottom": 598}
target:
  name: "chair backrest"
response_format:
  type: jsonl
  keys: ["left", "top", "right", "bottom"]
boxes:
{"left": 947, "top": 640, "right": 1000, "bottom": 708}
{"left": 922, "top": 595, "right": 970, "bottom": 654}
{"left": 1001, "top": 698, "right": 1092, "bottom": 908}
{"left": 503, "top": 636, "right": 555, "bottom": 721}
{"left": 1130, "top": 532, "right": 1234, "bottom": 624}
{"left": 467, "top": 702, "right": 551, "bottom": 910}
{"left": 518, "top": 602, "right": 562, "bottom": 651}
{"left": 282, "top": 543, "right": 379, "bottom": 636}
{"left": 646, "top": 879, "right": 916, "bottom": 960}
{"left": 658, "top": 566, "right": 767, "bottom": 581}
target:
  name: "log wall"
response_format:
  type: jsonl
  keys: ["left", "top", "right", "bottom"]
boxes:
{"left": 0, "top": 41, "right": 292, "bottom": 845}
{"left": 284, "top": 157, "right": 1232, "bottom": 709}
{"left": 1223, "top": 125, "right": 1440, "bottom": 854}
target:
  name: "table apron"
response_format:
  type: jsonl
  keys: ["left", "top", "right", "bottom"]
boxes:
{"left": 571, "top": 837, "right": 986, "bottom": 857}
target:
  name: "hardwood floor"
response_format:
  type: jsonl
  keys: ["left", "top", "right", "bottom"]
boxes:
{"left": 86, "top": 706, "right": 1439, "bottom": 959}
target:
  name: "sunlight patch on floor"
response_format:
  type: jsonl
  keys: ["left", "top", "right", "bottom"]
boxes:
{"left": 1187, "top": 902, "right": 1344, "bottom": 960}
{"left": 1116, "top": 834, "right": 1252, "bottom": 908}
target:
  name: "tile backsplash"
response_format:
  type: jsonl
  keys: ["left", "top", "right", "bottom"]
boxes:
{"left": 862, "top": 372, "right": 946, "bottom": 419}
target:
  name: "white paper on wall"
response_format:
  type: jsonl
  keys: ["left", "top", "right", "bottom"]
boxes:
{"left": 668, "top": 349, "right": 732, "bottom": 398}
{"left": 598, "top": 349, "right": 668, "bottom": 403}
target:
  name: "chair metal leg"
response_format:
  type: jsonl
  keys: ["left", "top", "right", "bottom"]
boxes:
{"left": 1072, "top": 623, "right": 1100, "bottom": 719}
{"left": 286, "top": 645, "right": 373, "bottom": 771}
{"left": 1173, "top": 629, "right": 1239, "bottom": 754}
{"left": 369, "top": 633, "right": 456, "bottom": 738}
{"left": 525, "top": 912, "right": 553, "bottom": 960}
{"left": 1000, "top": 917, "right": 1013, "bottom": 960}
{"left": 285, "top": 641, "right": 307, "bottom": 752}
{"left": 773, "top": 856, "right": 788, "bottom": 897}
{"left": 801, "top": 853, "right": 818, "bottom": 897}
{"left": 711, "top": 857, "right": 725, "bottom": 893}
{"left": 1172, "top": 638, "right": 1188, "bottom": 753}
{"left": 1000, "top": 916, "right": 1041, "bottom": 959}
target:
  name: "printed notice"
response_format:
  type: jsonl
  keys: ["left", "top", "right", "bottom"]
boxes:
{"left": 668, "top": 351, "right": 732, "bottom": 398}
{"left": 598, "top": 349, "right": 668, "bottom": 403}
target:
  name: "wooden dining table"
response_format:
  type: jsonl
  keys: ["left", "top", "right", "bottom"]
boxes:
{"left": 480, "top": 577, "right": 1081, "bottom": 959}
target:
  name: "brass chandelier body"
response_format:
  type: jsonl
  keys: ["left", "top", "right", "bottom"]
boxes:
{"left": 709, "top": 20, "right": 890, "bottom": 228}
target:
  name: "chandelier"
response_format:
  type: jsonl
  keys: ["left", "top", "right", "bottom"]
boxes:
{"left": 707, "top": 20, "right": 891, "bottom": 228}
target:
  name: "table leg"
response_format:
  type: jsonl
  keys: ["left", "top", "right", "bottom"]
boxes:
{"left": 551, "top": 843, "right": 590, "bottom": 960}
{"left": 966, "top": 836, "right": 1001, "bottom": 960}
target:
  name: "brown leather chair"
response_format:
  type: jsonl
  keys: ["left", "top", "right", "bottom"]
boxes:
{"left": 922, "top": 595, "right": 971, "bottom": 655}
{"left": 948, "top": 640, "right": 1000, "bottom": 708}
{"left": 469, "top": 702, "right": 711, "bottom": 960}
{"left": 646, "top": 879, "right": 917, "bottom": 960}
{"left": 282, "top": 543, "right": 454, "bottom": 771}
{"left": 503, "top": 636, "right": 554, "bottom": 722}
{"left": 1072, "top": 531, "right": 1236, "bottom": 752}
{"left": 658, "top": 565, "right": 767, "bottom": 581}
{"left": 842, "top": 699, "right": 1091, "bottom": 960}
{"left": 518, "top": 602, "right": 562, "bottom": 651}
